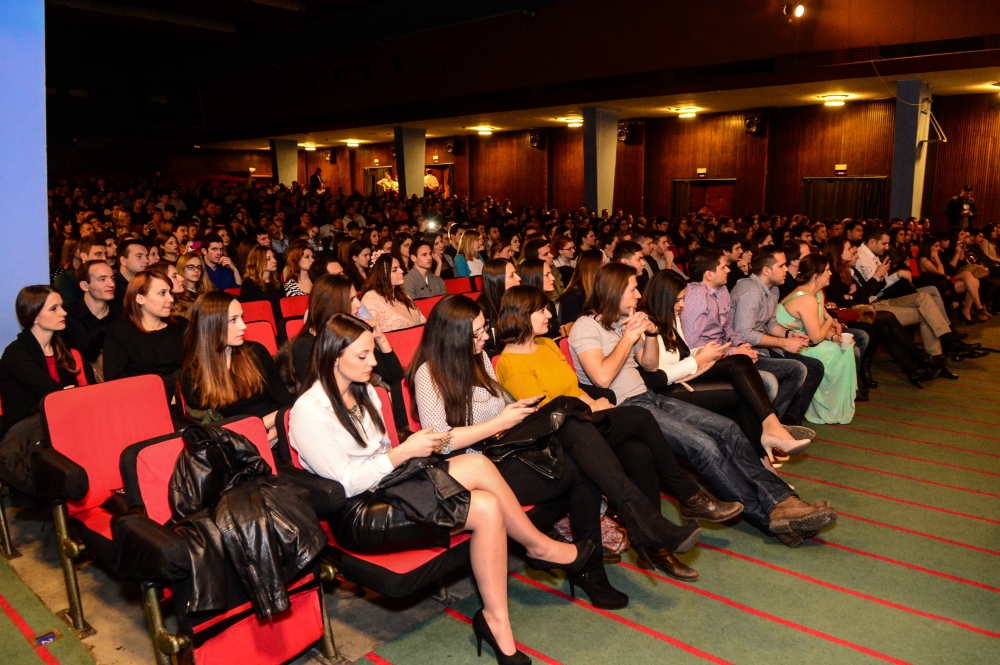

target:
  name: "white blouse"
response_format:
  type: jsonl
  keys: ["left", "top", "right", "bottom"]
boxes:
{"left": 656, "top": 316, "right": 701, "bottom": 385}
{"left": 289, "top": 381, "right": 394, "bottom": 497}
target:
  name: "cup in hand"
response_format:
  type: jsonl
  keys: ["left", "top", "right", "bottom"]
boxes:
{"left": 840, "top": 332, "right": 854, "bottom": 350}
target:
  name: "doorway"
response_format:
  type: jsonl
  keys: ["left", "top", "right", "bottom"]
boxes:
{"left": 801, "top": 177, "right": 887, "bottom": 221}
{"left": 672, "top": 179, "right": 736, "bottom": 218}
{"left": 424, "top": 163, "right": 453, "bottom": 198}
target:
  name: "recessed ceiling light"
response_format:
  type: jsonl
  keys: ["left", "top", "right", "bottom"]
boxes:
{"left": 678, "top": 113, "right": 697, "bottom": 119}
{"left": 552, "top": 116, "right": 583, "bottom": 124}
{"left": 819, "top": 94, "right": 849, "bottom": 106}
{"left": 346, "top": 141, "right": 359, "bottom": 148}
{"left": 667, "top": 106, "right": 701, "bottom": 116}
{"left": 568, "top": 122, "right": 583, "bottom": 128}
{"left": 467, "top": 125, "right": 495, "bottom": 135}
{"left": 784, "top": 4, "right": 805, "bottom": 17}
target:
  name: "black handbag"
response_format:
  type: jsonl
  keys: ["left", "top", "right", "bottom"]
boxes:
{"left": 479, "top": 396, "right": 606, "bottom": 479}
{"left": 375, "top": 456, "right": 471, "bottom": 530}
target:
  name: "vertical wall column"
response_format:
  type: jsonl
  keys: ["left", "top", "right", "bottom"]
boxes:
{"left": 269, "top": 139, "right": 299, "bottom": 187}
{"left": 394, "top": 127, "right": 427, "bottom": 199}
{"left": 583, "top": 107, "right": 619, "bottom": 214}
{"left": 889, "top": 79, "right": 931, "bottom": 220}
{"left": 0, "top": 1, "right": 48, "bottom": 344}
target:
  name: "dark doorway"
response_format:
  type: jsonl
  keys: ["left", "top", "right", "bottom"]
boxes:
{"left": 424, "top": 163, "right": 454, "bottom": 198}
{"left": 362, "top": 166, "right": 392, "bottom": 196}
{"left": 801, "top": 176, "right": 887, "bottom": 221}
{"left": 672, "top": 179, "right": 736, "bottom": 218}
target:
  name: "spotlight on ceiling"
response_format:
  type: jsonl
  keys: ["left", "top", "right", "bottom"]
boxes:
{"left": 304, "top": 146, "right": 316, "bottom": 151}
{"left": 346, "top": 140, "right": 360, "bottom": 147}
{"left": 667, "top": 106, "right": 701, "bottom": 118}
{"left": 468, "top": 125, "right": 495, "bottom": 135}
{"left": 784, "top": 4, "right": 805, "bottom": 17}
{"left": 568, "top": 122, "right": 583, "bottom": 128}
{"left": 678, "top": 112, "right": 697, "bottom": 119}
{"left": 819, "top": 94, "right": 849, "bottom": 107}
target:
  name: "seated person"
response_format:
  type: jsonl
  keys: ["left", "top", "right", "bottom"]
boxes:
{"left": 776, "top": 254, "right": 857, "bottom": 424}
{"left": 64, "top": 260, "right": 121, "bottom": 379}
{"left": 402, "top": 240, "right": 447, "bottom": 300}
{"left": 290, "top": 314, "right": 589, "bottom": 660}
{"left": 283, "top": 240, "right": 315, "bottom": 296}
{"left": 240, "top": 246, "right": 284, "bottom": 324}
{"left": 612, "top": 241, "right": 649, "bottom": 292}
{"left": 557, "top": 249, "right": 604, "bottom": 328}
{"left": 496, "top": 285, "right": 742, "bottom": 580}
{"left": 103, "top": 268, "right": 189, "bottom": 401}
{"left": 112, "top": 239, "right": 149, "bottom": 309}
{"left": 476, "top": 259, "right": 520, "bottom": 357}
{"left": 53, "top": 239, "right": 106, "bottom": 305}
{"left": 515, "top": 259, "right": 560, "bottom": 338}
{"left": 202, "top": 233, "right": 242, "bottom": 291}
{"left": 360, "top": 253, "right": 426, "bottom": 332}
{"left": 454, "top": 230, "right": 485, "bottom": 277}
{"left": 179, "top": 291, "right": 293, "bottom": 439}
{"left": 569, "top": 263, "right": 837, "bottom": 547}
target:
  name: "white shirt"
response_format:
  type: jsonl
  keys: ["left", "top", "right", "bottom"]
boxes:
{"left": 424, "top": 174, "right": 439, "bottom": 189}
{"left": 289, "top": 382, "right": 394, "bottom": 497}
{"left": 856, "top": 244, "right": 899, "bottom": 300}
{"left": 655, "top": 316, "right": 700, "bottom": 384}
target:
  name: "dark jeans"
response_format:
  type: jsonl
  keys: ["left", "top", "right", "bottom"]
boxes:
{"left": 622, "top": 390, "right": 795, "bottom": 532}
{"left": 756, "top": 353, "right": 824, "bottom": 423}
{"left": 495, "top": 454, "right": 602, "bottom": 547}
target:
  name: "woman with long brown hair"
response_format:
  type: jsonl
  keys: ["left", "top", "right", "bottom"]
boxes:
{"left": 476, "top": 258, "right": 520, "bottom": 357}
{"left": 359, "top": 253, "right": 425, "bottom": 332}
{"left": 240, "top": 245, "right": 284, "bottom": 322}
{"left": 179, "top": 291, "right": 292, "bottom": 436}
{"left": 103, "top": 268, "right": 189, "bottom": 399}
{"left": 283, "top": 240, "right": 316, "bottom": 296}
{"left": 292, "top": 314, "right": 589, "bottom": 664}
{"left": 557, "top": 249, "right": 604, "bottom": 327}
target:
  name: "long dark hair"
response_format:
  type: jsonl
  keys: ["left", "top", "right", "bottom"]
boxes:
{"left": 584, "top": 263, "right": 636, "bottom": 329}
{"left": 479, "top": 258, "right": 510, "bottom": 319}
{"left": 406, "top": 295, "right": 501, "bottom": 427}
{"left": 497, "top": 285, "right": 550, "bottom": 346}
{"left": 303, "top": 314, "right": 385, "bottom": 447}
{"left": 559, "top": 249, "right": 603, "bottom": 302}
{"left": 796, "top": 253, "right": 829, "bottom": 285}
{"left": 15, "top": 285, "right": 78, "bottom": 374}
{"left": 360, "top": 254, "right": 416, "bottom": 310}
{"left": 640, "top": 271, "right": 690, "bottom": 359}
{"left": 517, "top": 259, "right": 547, "bottom": 291}
{"left": 823, "top": 237, "right": 853, "bottom": 286}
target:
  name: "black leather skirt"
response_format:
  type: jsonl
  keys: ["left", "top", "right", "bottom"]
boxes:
{"left": 332, "top": 490, "right": 452, "bottom": 554}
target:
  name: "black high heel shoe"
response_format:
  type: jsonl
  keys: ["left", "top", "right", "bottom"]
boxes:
{"left": 525, "top": 540, "right": 594, "bottom": 575}
{"left": 568, "top": 570, "right": 629, "bottom": 609}
{"left": 473, "top": 609, "right": 531, "bottom": 665}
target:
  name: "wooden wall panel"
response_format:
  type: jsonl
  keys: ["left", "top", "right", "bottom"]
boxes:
{"left": 767, "top": 100, "right": 895, "bottom": 218}
{"left": 643, "top": 114, "right": 768, "bottom": 218}
{"left": 549, "top": 128, "right": 584, "bottom": 213}
{"left": 48, "top": 145, "right": 272, "bottom": 179}
{"left": 426, "top": 138, "right": 470, "bottom": 198}
{"left": 613, "top": 131, "right": 645, "bottom": 216}
{"left": 468, "top": 131, "right": 547, "bottom": 211}
{"left": 929, "top": 94, "right": 1000, "bottom": 227}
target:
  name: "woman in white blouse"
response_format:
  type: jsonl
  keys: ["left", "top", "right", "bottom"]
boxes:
{"left": 640, "top": 270, "right": 810, "bottom": 465}
{"left": 359, "top": 254, "right": 426, "bottom": 332}
{"left": 289, "top": 314, "right": 587, "bottom": 665}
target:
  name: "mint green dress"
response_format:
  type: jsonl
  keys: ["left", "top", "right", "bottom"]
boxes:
{"left": 776, "top": 290, "right": 856, "bottom": 424}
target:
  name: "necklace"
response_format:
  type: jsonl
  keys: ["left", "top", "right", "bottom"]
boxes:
{"left": 347, "top": 403, "right": 364, "bottom": 421}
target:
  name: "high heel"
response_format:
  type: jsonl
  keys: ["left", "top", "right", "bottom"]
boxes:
{"left": 472, "top": 609, "right": 531, "bottom": 665}
{"left": 761, "top": 433, "right": 811, "bottom": 455}
{"left": 568, "top": 553, "right": 629, "bottom": 609}
{"left": 525, "top": 540, "right": 594, "bottom": 575}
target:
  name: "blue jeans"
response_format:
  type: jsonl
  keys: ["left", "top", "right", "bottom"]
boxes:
{"left": 622, "top": 391, "right": 795, "bottom": 532}
{"left": 756, "top": 356, "right": 806, "bottom": 419}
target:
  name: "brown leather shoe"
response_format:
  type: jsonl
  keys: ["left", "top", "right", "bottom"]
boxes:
{"left": 768, "top": 496, "right": 837, "bottom": 534}
{"left": 679, "top": 491, "right": 744, "bottom": 523}
{"left": 775, "top": 529, "right": 819, "bottom": 548}
{"left": 636, "top": 547, "right": 699, "bottom": 581}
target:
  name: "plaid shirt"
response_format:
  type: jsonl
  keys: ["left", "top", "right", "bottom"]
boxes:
{"left": 730, "top": 274, "right": 780, "bottom": 348}
{"left": 679, "top": 281, "right": 744, "bottom": 354}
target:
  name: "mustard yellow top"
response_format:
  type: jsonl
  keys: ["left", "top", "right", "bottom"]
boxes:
{"left": 495, "top": 337, "right": 584, "bottom": 405}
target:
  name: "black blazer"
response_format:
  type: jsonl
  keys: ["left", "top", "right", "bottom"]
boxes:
{"left": 0, "top": 331, "right": 78, "bottom": 428}
{"left": 103, "top": 318, "right": 189, "bottom": 399}
{"left": 179, "top": 341, "right": 294, "bottom": 419}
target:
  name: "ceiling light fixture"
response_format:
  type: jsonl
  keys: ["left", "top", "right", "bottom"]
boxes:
{"left": 784, "top": 4, "right": 804, "bottom": 17}
{"left": 467, "top": 125, "right": 496, "bottom": 135}
{"left": 678, "top": 112, "right": 697, "bottom": 119}
{"left": 819, "top": 94, "right": 849, "bottom": 106}
{"left": 568, "top": 122, "right": 583, "bottom": 128}
{"left": 346, "top": 141, "right": 359, "bottom": 147}
{"left": 304, "top": 146, "right": 316, "bottom": 151}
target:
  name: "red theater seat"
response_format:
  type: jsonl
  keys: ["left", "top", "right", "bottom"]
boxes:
{"left": 244, "top": 321, "right": 278, "bottom": 356}
{"left": 241, "top": 300, "right": 277, "bottom": 336}
{"left": 384, "top": 325, "right": 423, "bottom": 370}
{"left": 279, "top": 295, "right": 309, "bottom": 319}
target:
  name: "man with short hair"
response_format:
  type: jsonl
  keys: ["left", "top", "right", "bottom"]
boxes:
{"left": 828, "top": 221, "right": 844, "bottom": 238}
{"left": 730, "top": 246, "right": 826, "bottom": 425}
{"left": 844, "top": 220, "right": 864, "bottom": 244}
{"left": 777, "top": 240, "right": 811, "bottom": 299}
{"left": 945, "top": 185, "right": 977, "bottom": 229}
{"left": 403, "top": 240, "right": 447, "bottom": 299}
{"left": 634, "top": 230, "right": 660, "bottom": 282}
{"left": 718, "top": 232, "right": 749, "bottom": 292}
{"left": 113, "top": 240, "right": 148, "bottom": 308}
{"left": 54, "top": 239, "right": 107, "bottom": 305}
{"left": 423, "top": 169, "right": 440, "bottom": 193}
{"left": 173, "top": 222, "right": 189, "bottom": 248}
{"left": 65, "top": 260, "right": 120, "bottom": 372}
{"left": 613, "top": 241, "right": 650, "bottom": 291}
{"left": 202, "top": 233, "right": 242, "bottom": 290}
{"left": 255, "top": 229, "right": 271, "bottom": 248}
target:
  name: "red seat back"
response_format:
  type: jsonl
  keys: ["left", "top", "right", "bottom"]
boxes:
{"left": 241, "top": 300, "right": 277, "bottom": 335}
{"left": 374, "top": 386, "right": 400, "bottom": 447}
{"left": 558, "top": 336, "right": 574, "bottom": 368}
{"left": 384, "top": 325, "right": 424, "bottom": 370}
{"left": 414, "top": 294, "right": 445, "bottom": 319}
{"left": 280, "top": 295, "right": 309, "bottom": 319}
{"left": 71, "top": 349, "right": 88, "bottom": 386}
{"left": 908, "top": 258, "right": 920, "bottom": 276}
{"left": 399, "top": 378, "right": 423, "bottom": 432}
{"left": 444, "top": 277, "right": 472, "bottom": 294}
{"left": 43, "top": 375, "right": 174, "bottom": 514}
{"left": 467, "top": 291, "right": 481, "bottom": 301}
{"left": 244, "top": 320, "right": 278, "bottom": 355}
{"left": 286, "top": 318, "right": 305, "bottom": 339}
{"left": 224, "top": 288, "right": 241, "bottom": 297}
{"left": 474, "top": 275, "right": 483, "bottom": 291}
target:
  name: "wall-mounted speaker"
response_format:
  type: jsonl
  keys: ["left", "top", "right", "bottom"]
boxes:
{"left": 617, "top": 123, "right": 643, "bottom": 144}
{"left": 446, "top": 139, "right": 465, "bottom": 155}
{"left": 324, "top": 150, "right": 335, "bottom": 164}
{"left": 390, "top": 146, "right": 397, "bottom": 157}
{"left": 529, "top": 130, "right": 546, "bottom": 150}
{"left": 744, "top": 114, "right": 767, "bottom": 135}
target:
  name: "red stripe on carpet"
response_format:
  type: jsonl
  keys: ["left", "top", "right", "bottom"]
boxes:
{"left": 859, "top": 402, "right": 1000, "bottom": 428}
{"left": 443, "top": 608, "right": 564, "bottom": 665}
{"left": 0, "top": 592, "right": 61, "bottom": 665}
{"left": 838, "top": 511, "right": 1000, "bottom": 557}
{"left": 697, "top": 543, "right": 1000, "bottom": 638}
{"left": 810, "top": 537, "right": 1000, "bottom": 593}
{"left": 510, "top": 572, "right": 733, "bottom": 664}
{"left": 364, "top": 653, "right": 395, "bottom": 665}
{"left": 799, "top": 454, "right": 1000, "bottom": 498}
{"left": 780, "top": 472, "right": 1000, "bottom": 525}
{"left": 833, "top": 425, "right": 1000, "bottom": 459}
{"left": 816, "top": 439, "right": 1000, "bottom": 478}
{"left": 873, "top": 391, "right": 1000, "bottom": 414}
{"left": 853, "top": 413, "right": 1000, "bottom": 444}
{"left": 618, "top": 563, "right": 914, "bottom": 664}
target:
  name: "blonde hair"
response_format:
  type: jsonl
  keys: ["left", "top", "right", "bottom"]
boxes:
{"left": 458, "top": 229, "right": 483, "bottom": 261}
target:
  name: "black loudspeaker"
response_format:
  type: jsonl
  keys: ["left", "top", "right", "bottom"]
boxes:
{"left": 390, "top": 146, "right": 397, "bottom": 157}
{"left": 617, "top": 123, "right": 642, "bottom": 144}
{"left": 324, "top": 150, "right": 335, "bottom": 164}
{"left": 529, "top": 131, "right": 546, "bottom": 150}
{"left": 744, "top": 114, "right": 767, "bottom": 135}
{"left": 446, "top": 139, "right": 465, "bottom": 155}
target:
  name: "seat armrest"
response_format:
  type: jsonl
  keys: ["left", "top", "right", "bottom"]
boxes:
{"left": 32, "top": 448, "right": 88, "bottom": 502}
{"left": 112, "top": 513, "right": 192, "bottom": 583}
{"left": 278, "top": 465, "right": 347, "bottom": 516}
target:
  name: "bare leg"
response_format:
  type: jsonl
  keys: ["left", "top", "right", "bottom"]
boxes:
{"left": 465, "top": 490, "right": 518, "bottom": 656}
{"left": 448, "top": 454, "right": 578, "bottom": 564}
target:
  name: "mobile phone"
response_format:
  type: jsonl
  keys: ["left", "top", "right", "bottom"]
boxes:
{"left": 189, "top": 241, "right": 202, "bottom": 250}
{"left": 523, "top": 396, "right": 545, "bottom": 407}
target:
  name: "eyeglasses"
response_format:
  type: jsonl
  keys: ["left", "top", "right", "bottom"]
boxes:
{"left": 472, "top": 326, "right": 488, "bottom": 340}
{"left": 185, "top": 265, "right": 203, "bottom": 272}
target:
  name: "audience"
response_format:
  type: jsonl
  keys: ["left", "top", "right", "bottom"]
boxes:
{"left": 360, "top": 254, "right": 426, "bottom": 332}
{"left": 402, "top": 239, "right": 447, "bottom": 300}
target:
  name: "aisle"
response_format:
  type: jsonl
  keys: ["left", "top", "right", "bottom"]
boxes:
{"left": 354, "top": 324, "right": 1000, "bottom": 665}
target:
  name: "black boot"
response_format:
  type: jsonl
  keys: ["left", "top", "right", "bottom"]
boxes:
{"left": 617, "top": 499, "right": 702, "bottom": 555}
{"left": 568, "top": 549, "right": 629, "bottom": 609}
{"left": 908, "top": 368, "right": 937, "bottom": 388}
{"left": 860, "top": 349, "right": 878, "bottom": 389}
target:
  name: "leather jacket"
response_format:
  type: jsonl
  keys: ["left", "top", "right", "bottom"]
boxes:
{"left": 169, "top": 424, "right": 327, "bottom": 620}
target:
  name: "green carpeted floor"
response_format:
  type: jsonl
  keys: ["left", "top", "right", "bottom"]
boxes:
{"left": 355, "top": 323, "right": 1000, "bottom": 665}
{"left": 0, "top": 556, "right": 94, "bottom": 665}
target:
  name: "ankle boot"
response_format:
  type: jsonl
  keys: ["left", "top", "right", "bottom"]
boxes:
{"left": 617, "top": 499, "right": 702, "bottom": 555}
{"left": 861, "top": 351, "right": 878, "bottom": 389}
{"left": 679, "top": 491, "right": 744, "bottom": 523}
{"left": 568, "top": 550, "right": 629, "bottom": 609}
